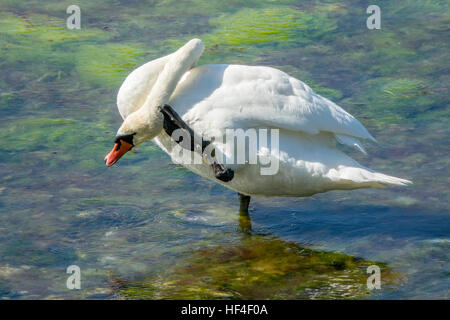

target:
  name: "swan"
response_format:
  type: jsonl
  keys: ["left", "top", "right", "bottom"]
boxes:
{"left": 105, "top": 38, "right": 411, "bottom": 212}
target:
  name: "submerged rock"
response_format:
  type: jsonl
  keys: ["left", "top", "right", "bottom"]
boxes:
{"left": 110, "top": 235, "right": 402, "bottom": 299}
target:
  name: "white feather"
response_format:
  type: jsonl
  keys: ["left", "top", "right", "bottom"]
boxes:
{"left": 116, "top": 39, "right": 412, "bottom": 197}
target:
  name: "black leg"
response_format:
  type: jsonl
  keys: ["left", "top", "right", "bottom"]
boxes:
{"left": 238, "top": 193, "right": 251, "bottom": 212}
{"left": 238, "top": 193, "right": 252, "bottom": 233}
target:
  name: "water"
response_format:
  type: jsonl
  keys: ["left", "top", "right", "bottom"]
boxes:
{"left": 0, "top": 0, "right": 449, "bottom": 299}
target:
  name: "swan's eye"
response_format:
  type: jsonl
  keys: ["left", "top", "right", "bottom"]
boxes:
{"left": 114, "top": 133, "right": 136, "bottom": 150}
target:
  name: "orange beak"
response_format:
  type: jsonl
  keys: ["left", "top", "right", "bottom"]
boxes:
{"left": 104, "top": 140, "right": 133, "bottom": 167}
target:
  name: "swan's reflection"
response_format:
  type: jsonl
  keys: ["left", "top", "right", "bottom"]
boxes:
{"left": 110, "top": 228, "right": 402, "bottom": 299}
{"left": 238, "top": 208, "right": 252, "bottom": 234}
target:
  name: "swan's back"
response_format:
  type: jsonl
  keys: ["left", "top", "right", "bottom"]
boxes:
{"left": 161, "top": 64, "right": 411, "bottom": 196}
{"left": 171, "top": 64, "right": 373, "bottom": 144}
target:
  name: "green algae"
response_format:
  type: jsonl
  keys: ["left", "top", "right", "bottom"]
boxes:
{"left": 146, "top": 0, "right": 299, "bottom": 19}
{"left": 162, "top": 5, "right": 339, "bottom": 54}
{"left": 0, "top": 12, "right": 144, "bottom": 94}
{"left": 1, "top": 13, "right": 108, "bottom": 42}
{"left": 75, "top": 43, "right": 146, "bottom": 88}
{"left": 0, "top": 117, "right": 113, "bottom": 175}
{"left": 111, "top": 235, "right": 401, "bottom": 299}
{"left": 0, "top": 13, "right": 29, "bottom": 34}
{"left": 0, "top": 118, "right": 99, "bottom": 152}
{"left": 383, "top": 0, "right": 450, "bottom": 16}
{"left": 0, "top": 12, "right": 110, "bottom": 53}
{"left": 345, "top": 77, "right": 436, "bottom": 125}
{"left": 206, "top": 7, "right": 336, "bottom": 46}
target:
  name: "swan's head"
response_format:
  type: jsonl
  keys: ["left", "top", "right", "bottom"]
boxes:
{"left": 104, "top": 109, "right": 163, "bottom": 167}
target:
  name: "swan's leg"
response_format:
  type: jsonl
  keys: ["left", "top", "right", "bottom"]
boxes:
{"left": 238, "top": 193, "right": 252, "bottom": 232}
{"left": 238, "top": 193, "right": 251, "bottom": 212}
{"left": 160, "top": 104, "right": 234, "bottom": 182}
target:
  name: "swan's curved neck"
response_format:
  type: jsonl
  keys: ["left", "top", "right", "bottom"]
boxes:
{"left": 142, "top": 39, "right": 204, "bottom": 114}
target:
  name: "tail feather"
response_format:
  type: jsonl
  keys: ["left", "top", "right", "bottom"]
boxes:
{"left": 368, "top": 171, "right": 413, "bottom": 187}
{"left": 329, "top": 166, "right": 412, "bottom": 188}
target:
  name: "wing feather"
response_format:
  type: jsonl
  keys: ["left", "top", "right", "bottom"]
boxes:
{"left": 172, "top": 65, "right": 375, "bottom": 153}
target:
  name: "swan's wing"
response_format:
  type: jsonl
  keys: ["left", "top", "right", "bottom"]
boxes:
{"left": 171, "top": 65, "right": 375, "bottom": 153}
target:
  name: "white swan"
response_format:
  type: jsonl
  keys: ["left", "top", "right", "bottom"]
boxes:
{"left": 105, "top": 39, "right": 411, "bottom": 210}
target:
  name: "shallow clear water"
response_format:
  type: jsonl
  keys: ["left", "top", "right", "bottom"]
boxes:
{"left": 0, "top": 0, "right": 449, "bottom": 299}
